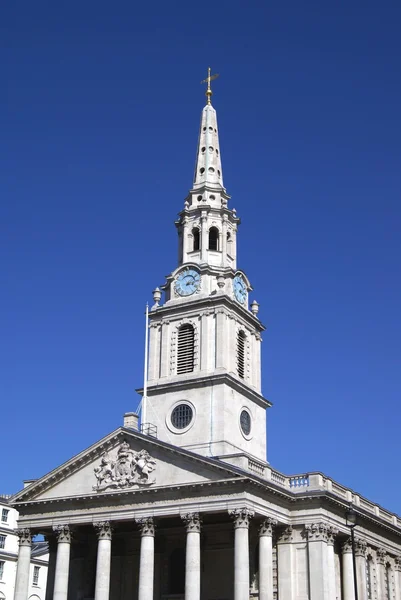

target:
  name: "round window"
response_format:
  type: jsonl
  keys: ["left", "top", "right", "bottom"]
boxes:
{"left": 240, "top": 410, "right": 251, "bottom": 436}
{"left": 171, "top": 404, "right": 193, "bottom": 429}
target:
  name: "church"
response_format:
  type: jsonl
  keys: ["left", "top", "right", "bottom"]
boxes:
{"left": 11, "top": 72, "right": 401, "bottom": 600}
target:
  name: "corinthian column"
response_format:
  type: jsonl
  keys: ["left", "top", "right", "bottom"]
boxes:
{"left": 14, "top": 528, "right": 32, "bottom": 600}
{"left": 94, "top": 521, "right": 113, "bottom": 600}
{"left": 136, "top": 517, "right": 155, "bottom": 600}
{"left": 306, "top": 522, "right": 329, "bottom": 600}
{"left": 376, "top": 548, "right": 386, "bottom": 599}
{"left": 182, "top": 513, "right": 202, "bottom": 600}
{"left": 276, "top": 526, "right": 294, "bottom": 600}
{"left": 342, "top": 539, "right": 355, "bottom": 600}
{"left": 394, "top": 556, "right": 401, "bottom": 600}
{"left": 53, "top": 525, "right": 72, "bottom": 600}
{"left": 258, "top": 518, "right": 276, "bottom": 600}
{"left": 326, "top": 527, "right": 338, "bottom": 600}
{"left": 229, "top": 508, "right": 254, "bottom": 600}
{"left": 355, "top": 538, "right": 367, "bottom": 599}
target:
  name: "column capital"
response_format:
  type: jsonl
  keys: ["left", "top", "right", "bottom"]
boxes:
{"left": 305, "top": 522, "right": 329, "bottom": 542}
{"left": 327, "top": 526, "right": 338, "bottom": 546}
{"left": 181, "top": 512, "right": 202, "bottom": 533}
{"left": 342, "top": 538, "right": 353, "bottom": 554}
{"left": 229, "top": 507, "right": 254, "bottom": 529}
{"left": 16, "top": 528, "right": 32, "bottom": 546}
{"left": 355, "top": 538, "right": 367, "bottom": 557}
{"left": 94, "top": 521, "right": 113, "bottom": 540}
{"left": 53, "top": 524, "right": 72, "bottom": 544}
{"left": 394, "top": 556, "right": 401, "bottom": 571}
{"left": 376, "top": 547, "right": 386, "bottom": 564}
{"left": 136, "top": 517, "right": 155, "bottom": 537}
{"left": 259, "top": 517, "right": 277, "bottom": 537}
{"left": 277, "top": 525, "right": 293, "bottom": 543}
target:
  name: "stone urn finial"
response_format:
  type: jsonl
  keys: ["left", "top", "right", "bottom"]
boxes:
{"left": 152, "top": 287, "right": 162, "bottom": 309}
{"left": 251, "top": 300, "right": 259, "bottom": 316}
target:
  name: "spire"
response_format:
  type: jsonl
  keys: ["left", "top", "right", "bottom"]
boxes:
{"left": 193, "top": 68, "right": 224, "bottom": 192}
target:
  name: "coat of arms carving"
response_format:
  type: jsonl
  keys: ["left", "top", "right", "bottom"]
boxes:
{"left": 93, "top": 441, "right": 156, "bottom": 492}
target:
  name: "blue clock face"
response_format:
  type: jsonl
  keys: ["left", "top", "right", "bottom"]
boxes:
{"left": 233, "top": 275, "right": 247, "bottom": 304}
{"left": 175, "top": 269, "right": 201, "bottom": 296}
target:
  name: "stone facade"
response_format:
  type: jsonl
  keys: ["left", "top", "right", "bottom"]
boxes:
{"left": 10, "top": 85, "right": 401, "bottom": 600}
{"left": 0, "top": 496, "right": 48, "bottom": 600}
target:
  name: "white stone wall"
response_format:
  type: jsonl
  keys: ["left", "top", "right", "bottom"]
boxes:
{"left": 0, "top": 499, "right": 48, "bottom": 600}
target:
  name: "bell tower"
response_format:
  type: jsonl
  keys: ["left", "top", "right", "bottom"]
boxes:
{"left": 142, "top": 70, "right": 271, "bottom": 468}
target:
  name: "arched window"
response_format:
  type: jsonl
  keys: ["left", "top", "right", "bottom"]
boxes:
{"left": 177, "top": 324, "right": 195, "bottom": 374}
{"left": 208, "top": 226, "right": 219, "bottom": 251}
{"left": 192, "top": 228, "right": 200, "bottom": 251}
{"left": 169, "top": 548, "right": 185, "bottom": 594}
{"left": 237, "top": 330, "right": 246, "bottom": 379}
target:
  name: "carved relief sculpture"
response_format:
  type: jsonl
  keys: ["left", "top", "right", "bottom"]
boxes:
{"left": 93, "top": 441, "right": 156, "bottom": 492}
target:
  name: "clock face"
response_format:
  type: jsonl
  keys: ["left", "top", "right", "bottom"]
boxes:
{"left": 175, "top": 268, "right": 201, "bottom": 297}
{"left": 233, "top": 274, "right": 247, "bottom": 304}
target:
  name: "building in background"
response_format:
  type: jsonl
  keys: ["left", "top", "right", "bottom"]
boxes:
{"left": 9, "top": 75, "right": 401, "bottom": 600}
{"left": 0, "top": 495, "right": 48, "bottom": 600}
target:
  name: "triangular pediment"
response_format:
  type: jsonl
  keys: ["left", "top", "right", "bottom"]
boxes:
{"left": 12, "top": 428, "right": 243, "bottom": 504}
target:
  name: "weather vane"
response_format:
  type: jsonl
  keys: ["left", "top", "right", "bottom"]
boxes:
{"left": 201, "top": 67, "right": 219, "bottom": 105}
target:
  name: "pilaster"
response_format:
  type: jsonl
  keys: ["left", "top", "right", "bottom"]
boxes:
{"left": 354, "top": 538, "right": 367, "bottom": 600}
{"left": 277, "top": 526, "right": 294, "bottom": 600}
{"left": 394, "top": 556, "right": 401, "bottom": 600}
{"left": 376, "top": 547, "right": 386, "bottom": 599}
{"left": 305, "top": 522, "right": 329, "bottom": 600}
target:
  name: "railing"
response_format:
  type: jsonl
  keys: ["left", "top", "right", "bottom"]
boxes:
{"left": 248, "top": 459, "right": 265, "bottom": 476}
{"left": 289, "top": 475, "right": 309, "bottom": 489}
{"left": 264, "top": 467, "right": 401, "bottom": 529}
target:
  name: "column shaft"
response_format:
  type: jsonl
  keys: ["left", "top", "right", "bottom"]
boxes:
{"left": 185, "top": 530, "right": 201, "bottom": 600}
{"left": 234, "top": 527, "right": 249, "bottom": 600}
{"left": 229, "top": 509, "right": 253, "bottom": 600}
{"left": 53, "top": 542, "right": 71, "bottom": 600}
{"left": 94, "top": 522, "right": 112, "bottom": 600}
{"left": 137, "top": 517, "right": 155, "bottom": 600}
{"left": 258, "top": 519, "right": 275, "bottom": 600}
{"left": 138, "top": 535, "right": 154, "bottom": 600}
{"left": 394, "top": 561, "right": 401, "bottom": 600}
{"left": 327, "top": 541, "right": 337, "bottom": 600}
{"left": 14, "top": 529, "right": 32, "bottom": 600}
{"left": 342, "top": 546, "right": 355, "bottom": 600}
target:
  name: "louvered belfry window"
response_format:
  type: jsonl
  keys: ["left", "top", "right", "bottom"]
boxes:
{"left": 237, "top": 330, "right": 246, "bottom": 379}
{"left": 177, "top": 324, "right": 195, "bottom": 374}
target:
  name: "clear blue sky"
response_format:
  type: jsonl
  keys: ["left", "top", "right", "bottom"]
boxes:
{"left": 2, "top": 2, "right": 401, "bottom": 513}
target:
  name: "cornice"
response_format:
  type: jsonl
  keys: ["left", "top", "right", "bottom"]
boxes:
{"left": 143, "top": 372, "right": 271, "bottom": 409}
{"left": 151, "top": 289, "right": 265, "bottom": 332}
{"left": 10, "top": 429, "right": 126, "bottom": 505}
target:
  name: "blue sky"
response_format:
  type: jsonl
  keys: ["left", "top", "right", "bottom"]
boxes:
{"left": 2, "top": 1, "right": 401, "bottom": 513}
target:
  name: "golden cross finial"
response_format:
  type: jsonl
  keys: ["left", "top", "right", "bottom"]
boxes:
{"left": 201, "top": 67, "right": 219, "bottom": 105}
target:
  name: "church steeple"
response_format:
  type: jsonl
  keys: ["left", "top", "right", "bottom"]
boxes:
{"left": 144, "top": 73, "right": 270, "bottom": 468}
{"left": 193, "top": 102, "right": 224, "bottom": 191}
